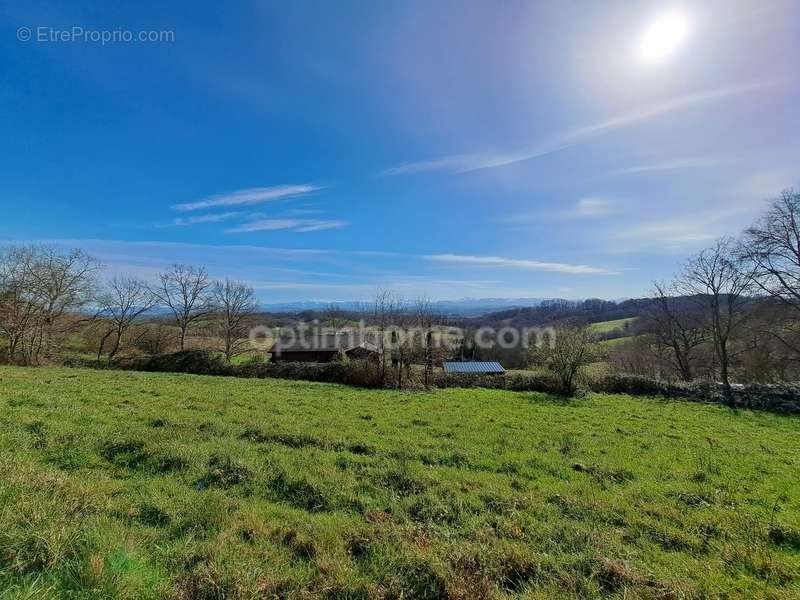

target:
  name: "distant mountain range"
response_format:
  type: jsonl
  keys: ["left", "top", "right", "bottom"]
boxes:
{"left": 260, "top": 298, "right": 549, "bottom": 316}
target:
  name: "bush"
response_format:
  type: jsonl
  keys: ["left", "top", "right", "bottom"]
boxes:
{"left": 339, "top": 359, "right": 382, "bottom": 387}
{"left": 236, "top": 361, "right": 347, "bottom": 382}
{"left": 239, "top": 353, "right": 267, "bottom": 366}
{"left": 238, "top": 359, "right": 392, "bottom": 388}
{"left": 591, "top": 374, "right": 699, "bottom": 398}
{"left": 432, "top": 372, "right": 562, "bottom": 394}
{"left": 107, "top": 349, "right": 560, "bottom": 392}
{"left": 128, "top": 350, "right": 232, "bottom": 376}
{"left": 105, "top": 351, "right": 800, "bottom": 413}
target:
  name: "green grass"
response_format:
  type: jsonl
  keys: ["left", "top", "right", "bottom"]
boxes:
{"left": 594, "top": 335, "right": 648, "bottom": 350}
{"left": 0, "top": 366, "right": 798, "bottom": 599}
{"left": 587, "top": 317, "right": 639, "bottom": 334}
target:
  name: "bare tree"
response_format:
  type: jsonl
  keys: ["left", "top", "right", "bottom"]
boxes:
{"left": 645, "top": 282, "right": 708, "bottom": 381}
{"left": 741, "top": 189, "right": 800, "bottom": 356}
{"left": 372, "top": 288, "right": 400, "bottom": 386}
{"left": 607, "top": 335, "right": 663, "bottom": 378}
{"left": 389, "top": 300, "right": 414, "bottom": 389}
{"left": 415, "top": 297, "right": 437, "bottom": 387}
{"left": 0, "top": 247, "right": 39, "bottom": 362}
{"left": 211, "top": 278, "right": 257, "bottom": 362}
{"left": 538, "top": 324, "right": 593, "bottom": 396}
{"left": 30, "top": 247, "right": 98, "bottom": 362}
{"left": 95, "top": 276, "right": 156, "bottom": 364}
{"left": 152, "top": 264, "right": 212, "bottom": 351}
{"left": 678, "top": 238, "right": 754, "bottom": 400}
{"left": 0, "top": 246, "right": 38, "bottom": 362}
{"left": 133, "top": 322, "right": 176, "bottom": 355}
{"left": 0, "top": 245, "right": 97, "bottom": 364}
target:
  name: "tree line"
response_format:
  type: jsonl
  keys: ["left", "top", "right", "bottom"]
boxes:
{"left": 3, "top": 189, "right": 800, "bottom": 395}
{"left": 0, "top": 250, "right": 258, "bottom": 365}
{"left": 610, "top": 189, "right": 800, "bottom": 395}
{"left": 439, "top": 190, "right": 800, "bottom": 395}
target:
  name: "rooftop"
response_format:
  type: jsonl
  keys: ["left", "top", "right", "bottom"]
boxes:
{"left": 270, "top": 333, "right": 379, "bottom": 354}
{"left": 443, "top": 361, "right": 505, "bottom": 374}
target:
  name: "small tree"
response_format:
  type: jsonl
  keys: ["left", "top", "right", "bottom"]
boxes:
{"left": 0, "top": 246, "right": 39, "bottom": 363}
{"left": 539, "top": 324, "right": 593, "bottom": 396}
{"left": 95, "top": 276, "right": 156, "bottom": 364}
{"left": 152, "top": 264, "right": 212, "bottom": 351}
{"left": 372, "top": 288, "right": 400, "bottom": 386}
{"left": 678, "top": 238, "right": 754, "bottom": 401}
{"left": 211, "top": 278, "right": 257, "bottom": 362}
{"left": 415, "top": 297, "right": 437, "bottom": 387}
{"left": 645, "top": 282, "right": 708, "bottom": 381}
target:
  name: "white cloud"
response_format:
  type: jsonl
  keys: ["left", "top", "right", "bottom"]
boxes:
{"left": 294, "top": 220, "right": 348, "bottom": 233}
{"left": 612, "top": 156, "right": 729, "bottom": 175}
{"left": 226, "top": 219, "right": 347, "bottom": 233}
{"left": 170, "top": 211, "right": 243, "bottom": 226}
{"left": 382, "top": 154, "right": 478, "bottom": 176}
{"left": 172, "top": 184, "right": 323, "bottom": 212}
{"left": 424, "top": 254, "right": 616, "bottom": 275}
{"left": 227, "top": 219, "right": 302, "bottom": 232}
{"left": 608, "top": 217, "right": 719, "bottom": 253}
{"left": 384, "top": 81, "right": 774, "bottom": 175}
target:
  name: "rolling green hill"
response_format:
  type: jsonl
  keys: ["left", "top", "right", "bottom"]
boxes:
{"left": 587, "top": 317, "right": 639, "bottom": 334}
{"left": 0, "top": 366, "right": 798, "bottom": 598}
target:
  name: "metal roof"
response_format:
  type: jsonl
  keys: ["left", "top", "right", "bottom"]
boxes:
{"left": 443, "top": 361, "right": 505, "bottom": 374}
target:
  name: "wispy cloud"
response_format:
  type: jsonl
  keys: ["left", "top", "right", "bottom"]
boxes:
{"left": 294, "top": 220, "right": 348, "bottom": 232}
{"left": 172, "top": 184, "right": 323, "bottom": 212}
{"left": 424, "top": 254, "right": 616, "bottom": 275}
{"left": 169, "top": 211, "right": 243, "bottom": 227}
{"left": 606, "top": 168, "right": 798, "bottom": 254}
{"left": 18, "top": 239, "right": 404, "bottom": 261}
{"left": 382, "top": 155, "right": 478, "bottom": 176}
{"left": 227, "top": 219, "right": 347, "bottom": 233}
{"left": 612, "top": 156, "right": 729, "bottom": 175}
{"left": 499, "top": 197, "right": 617, "bottom": 224}
{"left": 606, "top": 217, "right": 720, "bottom": 254}
{"left": 384, "top": 81, "right": 773, "bottom": 176}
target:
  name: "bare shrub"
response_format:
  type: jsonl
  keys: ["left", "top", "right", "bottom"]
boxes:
{"left": 537, "top": 325, "right": 593, "bottom": 396}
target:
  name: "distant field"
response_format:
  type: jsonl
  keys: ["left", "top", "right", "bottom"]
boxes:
{"left": 0, "top": 367, "right": 798, "bottom": 598}
{"left": 595, "top": 335, "right": 646, "bottom": 349}
{"left": 587, "top": 317, "right": 639, "bottom": 334}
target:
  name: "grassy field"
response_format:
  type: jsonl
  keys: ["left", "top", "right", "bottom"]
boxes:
{"left": 587, "top": 318, "right": 639, "bottom": 334}
{"left": 0, "top": 367, "right": 798, "bottom": 599}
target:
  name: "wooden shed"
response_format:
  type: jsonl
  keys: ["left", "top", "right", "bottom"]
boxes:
{"left": 269, "top": 334, "right": 380, "bottom": 363}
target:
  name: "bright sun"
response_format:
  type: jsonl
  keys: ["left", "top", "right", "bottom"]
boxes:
{"left": 639, "top": 10, "right": 690, "bottom": 64}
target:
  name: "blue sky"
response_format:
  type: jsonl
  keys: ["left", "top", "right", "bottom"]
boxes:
{"left": 2, "top": 0, "right": 799, "bottom": 301}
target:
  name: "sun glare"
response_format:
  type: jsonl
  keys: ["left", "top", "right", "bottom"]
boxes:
{"left": 639, "top": 10, "right": 690, "bottom": 64}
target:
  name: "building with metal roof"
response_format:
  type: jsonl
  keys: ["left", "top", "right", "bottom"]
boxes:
{"left": 443, "top": 361, "right": 505, "bottom": 374}
{"left": 270, "top": 333, "right": 380, "bottom": 363}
